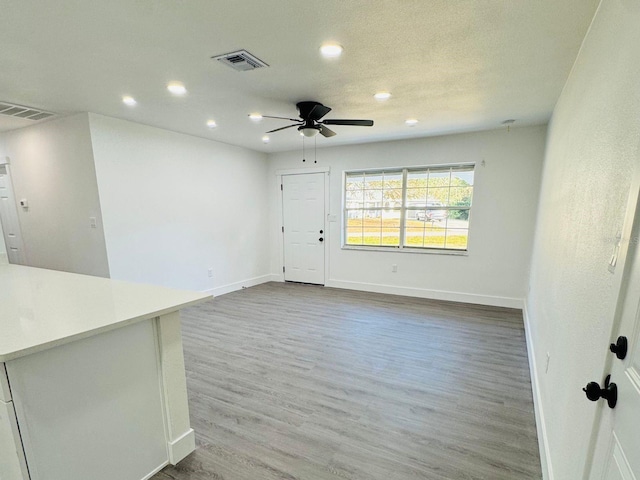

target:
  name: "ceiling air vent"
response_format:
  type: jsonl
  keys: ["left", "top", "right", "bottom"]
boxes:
{"left": 0, "top": 102, "right": 55, "bottom": 121}
{"left": 211, "top": 50, "right": 269, "bottom": 72}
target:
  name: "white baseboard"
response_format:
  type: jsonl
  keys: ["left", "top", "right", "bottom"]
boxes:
{"left": 325, "top": 279, "right": 523, "bottom": 309}
{"left": 203, "top": 274, "right": 277, "bottom": 297}
{"left": 168, "top": 428, "right": 195, "bottom": 465}
{"left": 142, "top": 460, "right": 169, "bottom": 480}
{"left": 522, "top": 302, "right": 553, "bottom": 480}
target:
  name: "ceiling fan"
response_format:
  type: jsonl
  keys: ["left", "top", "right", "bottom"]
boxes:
{"left": 261, "top": 101, "right": 374, "bottom": 138}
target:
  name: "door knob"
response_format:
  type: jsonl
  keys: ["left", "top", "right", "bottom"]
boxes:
{"left": 610, "top": 336, "right": 628, "bottom": 360}
{"left": 319, "top": 237, "right": 324, "bottom": 242}
{"left": 583, "top": 375, "right": 617, "bottom": 408}
{"left": 319, "top": 229, "right": 323, "bottom": 234}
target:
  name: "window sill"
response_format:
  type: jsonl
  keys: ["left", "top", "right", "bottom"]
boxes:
{"left": 341, "top": 245, "right": 469, "bottom": 256}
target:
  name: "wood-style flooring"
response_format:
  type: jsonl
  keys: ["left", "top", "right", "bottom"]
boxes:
{"left": 153, "top": 282, "right": 541, "bottom": 480}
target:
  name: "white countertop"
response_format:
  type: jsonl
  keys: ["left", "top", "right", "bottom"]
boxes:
{"left": 0, "top": 264, "right": 211, "bottom": 362}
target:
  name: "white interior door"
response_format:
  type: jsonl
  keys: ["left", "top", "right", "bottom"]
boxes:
{"left": 598, "top": 240, "right": 640, "bottom": 480}
{"left": 0, "top": 164, "right": 26, "bottom": 265}
{"left": 282, "top": 173, "right": 325, "bottom": 285}
{"left": 589, "top": 185, "right": 640, "bottom": 480}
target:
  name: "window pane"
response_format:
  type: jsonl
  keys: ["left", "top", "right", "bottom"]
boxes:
{"left": 364, "top": 173, "right": 383, "bottom": 189}
{"left": 362, "top": 211, "right": 382, "bottom": 246}
{"left": 427, "top": 187, "right": 449, "bottom": 206}
{"left": 404, "top": 220, "right": 426, "bottom": 247}
{"left": 452, "top": 169, "right": 474, "bottom": 186}
{"left": 345, "top": 188, "right": 364, "bottom": 206}
{"left": 445, "top": 229, "right": 468, "bottom": 250}
{"left": 449, "top": 187, "right": 473, "bottom": 207}
{"left": 428, "top": 170, "right": 451, "bottom": 187}
{"left": 423, "top": 226, "right": 446, "bottom": 248}
{"left": 383, "top": 189, "right": 403, "bottom": 206}
{"left": 346, "top": 211, "right": 364, "bottom": 245}
{"left": 382, "top": 210, "right": 400, "bottom": 246}
{"left": 406, "top": 171, "right": 427, "bottom": 189}
{"left": 345, "top": 165, "right": 474, "bottom": 251}
{"left": 446, "top": 209, "right": 470, "bottom": 228}
{"left": 364, "top": 189, "right": 382, "bottom": 204}
{"left": 405, "top": 209, "right": 421, "bottom": 221}
{"left": 406, "top": 187, "right": 428, "bottom": 206}
{"left": 383, "top": 172, "right": 403, "bottom": 189}
{"left": 346, "top": 175, "right": 364, "bottom": 191}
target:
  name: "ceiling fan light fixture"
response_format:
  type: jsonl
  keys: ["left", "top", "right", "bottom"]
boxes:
{"left": 206, "top": 120, "right": 217, "bottom": 128}
{"left": 262, "top": 135, "right": 270, "bottom": 143}
{"left": 320, "top": 43, "right": 343, "bottom": 58}
{"left": 122, "top": 96, "right": 137, "bottom": 106}
{"left": 249, "top": 113, "right": 263, "bottom": 121}
{"left": 300, "top": 127, "right": 320, "bottom": 137}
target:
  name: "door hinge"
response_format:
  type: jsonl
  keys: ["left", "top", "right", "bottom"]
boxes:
{"left": 283, "top": 266, "right": 285, "bottom": 273}
{"left": 280, "top": 184, "right": 283, "bottom": 191}
{"left": 282, "top": 226, "right": 284, "bottom": 233}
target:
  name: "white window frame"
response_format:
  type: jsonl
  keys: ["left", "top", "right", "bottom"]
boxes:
{"left": 342, "top": 163, "right": 475, "bottom": 255}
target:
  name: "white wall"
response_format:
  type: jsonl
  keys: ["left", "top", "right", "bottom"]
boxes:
{"left": 0, "top": 144, "right": 9, "bottom": 264}
{"left": 525, "top": 0, "right": 640, "bottom": 478}
{"left": 89, "top": 113, "right": 271, "bottom": 294}
{"left": 0, "top": 113, "right": 110, "bottom": 276}
{"left": 0, "top": 214, "right": 6, "bottom": 264}
{"left": 268, "top": 125, "right": 546, "bottom": 307}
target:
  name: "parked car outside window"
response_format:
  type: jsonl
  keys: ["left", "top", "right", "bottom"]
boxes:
{"left": 416, "top": 201, "right": 447, "bottom": 222}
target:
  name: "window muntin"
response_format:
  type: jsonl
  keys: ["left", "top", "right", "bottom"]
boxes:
{"left": 344, "top": 165, "right": 474, "bottom": 251}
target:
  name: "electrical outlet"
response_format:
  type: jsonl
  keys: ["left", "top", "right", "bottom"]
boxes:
{"left": 207, "top": 268, "right": 213, "bottom": 278}
{"left": 545, "top": 352, "right": 551, "bottom": 373}
{"left": 392, "top": 264, "right": 398, "bottom": 273}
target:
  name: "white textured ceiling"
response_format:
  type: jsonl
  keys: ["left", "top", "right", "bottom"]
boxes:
{"left": 0, "top": 0, "right": 599, "bottom": 152}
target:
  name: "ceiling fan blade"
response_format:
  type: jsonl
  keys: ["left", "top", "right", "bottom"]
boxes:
{"left": 322, "top": 119, "right": 374, "bottom": 126}
{"left": 262, "top": 115, "right": 301, "bottom": 122}
{"left": 308, "top": 104, "right": 332, "bottom": 121}
{"left": 265, "top": 124, "right": 299, "bottom": 133}
{"left": 319, "top": 125, "right": 337, "bottom": 137}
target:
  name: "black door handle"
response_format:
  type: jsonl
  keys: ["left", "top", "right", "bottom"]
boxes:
{"left": 319, "top": 237, "right": 324, "bottom": 242}
{"left": 583, "top": 375, "right": 617, "bottom": 408}
{"left": 320, "top": 229, "right": 323, "bottom": 234}
{"left": 610, "top": 336, "right": 628, "bottom": 360}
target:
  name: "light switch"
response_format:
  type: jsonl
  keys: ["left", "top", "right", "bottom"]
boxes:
{"left": 90, "top": 217, "right": 97, "bottom": 228}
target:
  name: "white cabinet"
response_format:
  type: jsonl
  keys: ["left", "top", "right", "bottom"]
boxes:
{"left": 0, "top": 365, "right": 30, "bottom": 480}
{"left": 0, "top": 264, "right": 209, "bottom": 480}
{"left": 7, "top": 320, "right": 168, "bottom": 480}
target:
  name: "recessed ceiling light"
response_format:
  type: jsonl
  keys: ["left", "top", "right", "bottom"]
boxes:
{"left": 405, "top": 119, "right": 419, "bottom": 126}
{"left": 249, "top": 113, "right": 263, "bottom": 121}
{"left": 206, "top": 120, "right": 217, "bottom": 128}
{"left": 167, "top": 82, "right": 187, "bottom": 95}
{"left": 374, "top": 92, "right": 391, "bottom": 101}
{"left": 122, "top": 96, "right": 137, "bottom": 106}
{"left": 320, "top": 43, "right": 343, "bottom": 58}
{"left": 262, "top": 135, "right": 270, "bottom": 143}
